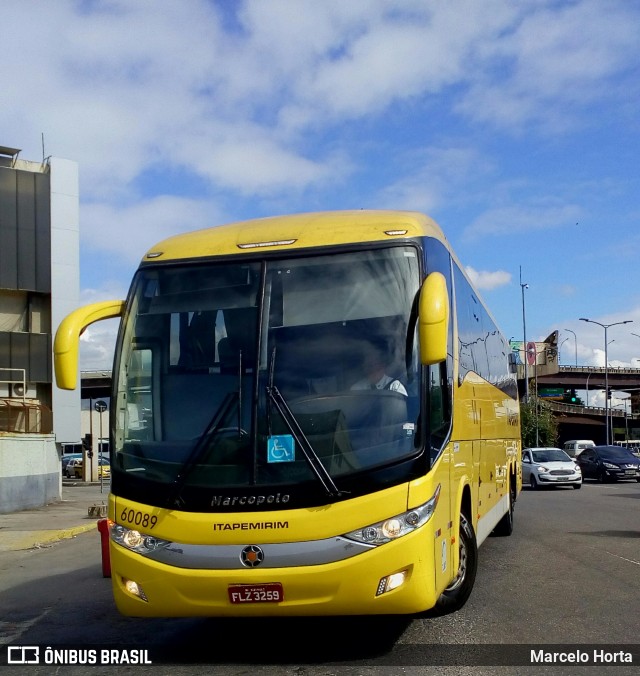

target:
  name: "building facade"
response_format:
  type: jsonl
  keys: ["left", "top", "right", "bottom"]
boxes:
{"left": 0, "top": 145, "right": 80, "bottom": 512}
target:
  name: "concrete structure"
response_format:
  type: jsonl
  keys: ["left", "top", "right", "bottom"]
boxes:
{"left": 0, "top": 145, "right": 80, "bottom": 512}
{"left": 0, "top": 434, "right": 58, "bottom": 513}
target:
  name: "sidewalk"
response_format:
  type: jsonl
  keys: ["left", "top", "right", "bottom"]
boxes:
{"left": 0, "top": 481, "right": 110, "bottom": 552}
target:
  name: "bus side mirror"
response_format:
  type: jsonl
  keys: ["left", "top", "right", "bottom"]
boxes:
{"left": 418, "top": 272, "right": 449, "bottom": 365}
{"left": 54, "top": 300, "right": 126, "bottom": 390}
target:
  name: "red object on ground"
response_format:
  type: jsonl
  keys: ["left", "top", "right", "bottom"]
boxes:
{"left": 97, "top": 518, "right": 112, "bottom": 578}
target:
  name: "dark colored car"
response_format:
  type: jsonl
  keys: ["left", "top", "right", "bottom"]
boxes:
{"left": 576, "top": 445, "right": 640, "bottom": 483}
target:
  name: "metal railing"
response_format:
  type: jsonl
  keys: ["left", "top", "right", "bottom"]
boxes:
{"left": 545, "top": 400, "right": 636, "bottom": 418}
{"left": 557, "top": 365, "right": 640, "bottom": 375}
{"left": 0, "top": 399, "right": 53, "bottom": 433}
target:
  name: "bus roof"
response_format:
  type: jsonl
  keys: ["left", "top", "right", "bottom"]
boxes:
{"left": 141, "top": 210, "right": 448, "bottom": 263}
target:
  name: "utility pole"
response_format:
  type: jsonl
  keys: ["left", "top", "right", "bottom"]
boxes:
{"left": 520, "top": 267, "right": 529, "bottom": 403}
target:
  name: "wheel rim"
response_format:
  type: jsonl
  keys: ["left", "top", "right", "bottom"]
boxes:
{"left": 445, "top": 521, "right": 468, "bottom": 592}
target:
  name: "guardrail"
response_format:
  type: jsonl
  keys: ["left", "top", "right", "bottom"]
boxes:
{"left": 544, "top": 400, "right": 636, "bottom": 418}
{"left": 557, "top": 365, "right": 640, "bottom": 375}
{"left": 0, "top": 399, "right": 53, "bottom": 433}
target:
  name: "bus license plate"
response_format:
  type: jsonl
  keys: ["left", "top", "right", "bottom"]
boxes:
{"left": 228, "top": 583, "right": 283, "bottom": 604}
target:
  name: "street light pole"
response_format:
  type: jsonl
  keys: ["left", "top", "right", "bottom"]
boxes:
{"left": 579, "top": 318, "right": 633, "bottom": 445}
{"left": 559, "top": 338, "right": 569, "bottom": 365}
{"left": 520, "top": 267, "right": 529, "bottom": 403}
{"left": 632, "top": 333, "right": 640, "bottom": 369}
{"left": 564, "top": 328, "right": 578, "bottom": 366}
{"left": 585, "top": 371, "right": 593, "bottom": 407}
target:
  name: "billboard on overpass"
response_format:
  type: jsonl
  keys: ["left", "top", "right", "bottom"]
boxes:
{"left": 509, "top": 331, "right": 559, "bottom": 379}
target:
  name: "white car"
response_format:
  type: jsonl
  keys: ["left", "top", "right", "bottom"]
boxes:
{"left": 65, "top": 457, "right": 83, "bottom": 479}
{"left": 522, "top": 447, "right": 582, "bottom": 489}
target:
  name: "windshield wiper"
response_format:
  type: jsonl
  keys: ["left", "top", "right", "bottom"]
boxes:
{"left": 266, "top": 384, "right": 348, "bottom": 499}
{"left": 168, "top": 392, "right": 238, "bottom": 508}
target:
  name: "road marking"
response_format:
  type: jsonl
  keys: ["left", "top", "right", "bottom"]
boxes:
{"left": 606, "top": 551, "right": 640, "bottom": 566}
{"left": 0, "top": 609, "right": 51, "bottom": 644}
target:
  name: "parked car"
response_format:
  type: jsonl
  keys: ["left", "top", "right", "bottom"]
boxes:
{"left": 97, "top": 461, "right": 110, "bottom": 479}
{"left": 65, "top": 457, "right": 83, "bottom": 479}
{"left": 576, "top": 445, "right": 640, "bottom": 483}
{"left": 522, "top": 447, "right": 582, "bottom": 489}
{"left": 69, "top": 456, "right": 111, "bottom": 480}
{"left": 61, "top": 453, "right": 82, "bottom": 476}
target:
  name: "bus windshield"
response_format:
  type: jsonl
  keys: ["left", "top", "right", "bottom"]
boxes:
{"left": 113, "top": 246, "right": 422, "bottom": 505}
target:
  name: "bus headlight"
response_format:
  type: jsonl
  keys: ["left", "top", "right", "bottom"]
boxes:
{"left": 344, "top": 484, "right": 441, "bottom": 546}
{"left": 110, "top": 523, "right": 172, "bottom": 555}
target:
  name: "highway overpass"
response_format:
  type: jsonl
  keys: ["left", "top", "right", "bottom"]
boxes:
{"left": 532, "top": 365, "right": 640, "bottom": 444}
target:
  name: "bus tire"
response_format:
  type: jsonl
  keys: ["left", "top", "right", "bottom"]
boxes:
{"left": 492, "top": 480, "right": 515, "bottom": 537}
{"left": 433, "top": 512, "right": 478, "bottom": 615}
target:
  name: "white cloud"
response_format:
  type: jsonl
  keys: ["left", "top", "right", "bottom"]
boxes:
{"left": 79, "top": 319, "right": 120, "bottom": 371}
{"left": 3, "top": 0, "right": 640, "bottom": 371}
{"left": 81, "top": 195, "right": 224, "bottom": 265}
{"left": 380, "top": 145, "right": 489, "bottom": 213}
{"left": 2, "top": 0, "right": 637, "bottom": 205}
{"left": 569, "top": 308, "right": 640, "bottom": 368}
{"left": 557, "top": 284, "right": 577, "bottom": 298}
{"left": 464, "top": 202, "right": 583, "bottom": 239}
{"left": 465, "top": 266, "right": 511, "bottom": 291}
{"left": 456, "top": 0, "right": 640, "bottom": 130}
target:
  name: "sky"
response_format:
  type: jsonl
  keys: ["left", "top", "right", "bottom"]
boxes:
{"left": 2, "top": 0, "right": 640, "bottom": 408}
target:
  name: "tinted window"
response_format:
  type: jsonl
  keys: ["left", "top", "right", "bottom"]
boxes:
{"left": 453, "top": 264, "right": 516, "bottom": 399}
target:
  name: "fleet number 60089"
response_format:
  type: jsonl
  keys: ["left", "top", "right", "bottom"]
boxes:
{"left": 120, "top": 509, "right": 158, "bottom": 529}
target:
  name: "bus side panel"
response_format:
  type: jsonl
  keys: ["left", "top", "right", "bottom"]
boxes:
{"left": 421, "top": 444, "right": 454, "bottom": 597}
{"left": 451, "top": 376, "right": 518, "bottom": 547}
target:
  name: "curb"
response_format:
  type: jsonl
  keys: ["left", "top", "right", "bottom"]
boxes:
{"left": 0, "top": 522, "right": 99, "bottom": 553}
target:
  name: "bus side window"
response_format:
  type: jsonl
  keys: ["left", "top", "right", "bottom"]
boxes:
{"left": 428, "top": 362, "right": 450, "bottom": 450}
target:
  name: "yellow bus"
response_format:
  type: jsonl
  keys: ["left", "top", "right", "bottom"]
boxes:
{"left": 55, "top": 210, "right": 521, "bottom": 618}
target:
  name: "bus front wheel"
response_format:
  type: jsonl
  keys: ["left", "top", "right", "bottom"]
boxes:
{"left": 433, "top": 512, "right": 478, "bottom": 615}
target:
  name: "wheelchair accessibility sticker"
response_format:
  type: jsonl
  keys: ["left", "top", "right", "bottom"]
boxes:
{"left": 267, "top": 435, "right": 295, "bottom": 463}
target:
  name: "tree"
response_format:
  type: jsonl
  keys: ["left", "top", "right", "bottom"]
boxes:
{"left": 520, "top": 396, "right": 558, "bottom": 448}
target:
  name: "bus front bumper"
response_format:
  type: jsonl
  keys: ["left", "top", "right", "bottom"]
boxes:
{"left": 109, "top": 534, "right": 440, "bottom": 617}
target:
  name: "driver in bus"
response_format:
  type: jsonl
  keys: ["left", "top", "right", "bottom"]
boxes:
{"left": 350, "top": 339, "right": 408, "bottom": 396}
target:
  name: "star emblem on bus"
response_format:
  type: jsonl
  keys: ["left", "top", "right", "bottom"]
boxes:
{"left": 240, "top": 545, "right": 264, "bottom": 567}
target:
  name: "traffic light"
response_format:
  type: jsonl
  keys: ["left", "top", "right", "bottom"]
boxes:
{"left": 82, "top": 433, "right": 94, "bottom": 459}
{"left": 563, "top": 388, "right": 578, "bottom": 404}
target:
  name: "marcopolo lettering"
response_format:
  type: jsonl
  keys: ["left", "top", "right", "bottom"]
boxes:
{"left": 210, "top": 493, "right": 290, "bottom": 507}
